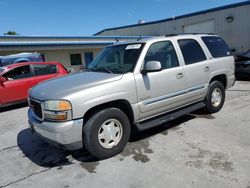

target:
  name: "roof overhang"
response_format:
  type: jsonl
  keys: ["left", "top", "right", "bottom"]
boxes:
{"left": 0, "top": 36, "right": 151, "bottom": 51}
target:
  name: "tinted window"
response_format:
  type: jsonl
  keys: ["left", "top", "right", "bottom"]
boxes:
{"left": 3, "top": 65, "right": 32, "bottom": 80}
{"left": 178, "top": 39, "right": 206, "bottom": 65}
{"left": 70, "top": 54, "right": 82, "bottom": 65}
{"left": 33, "top": 64, "right": 57, "bottom": 76}
{"left": 145, "top": 41, "right": 179, "bottom": 69}
{"left": 202, "top": 36, "right": 231, "bottom": 58}
{"left": 0, "top": 57, "right": 18, "bottom": 66}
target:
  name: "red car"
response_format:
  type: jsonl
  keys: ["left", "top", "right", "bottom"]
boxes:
{"left": 0, "top": 62, "right": 68, "bottom": 107}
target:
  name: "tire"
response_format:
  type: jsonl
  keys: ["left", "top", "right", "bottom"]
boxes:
{"left": 204, "top": 81, "right": 225, "bottom": 114}
{"left": 83, "top": 108, "right": 131, "bottom": 159}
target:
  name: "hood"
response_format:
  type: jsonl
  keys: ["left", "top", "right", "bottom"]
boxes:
{"left": 235, "top": 51, "right": 250, "bottom": 62}
{"left": 30, "top": 72, "right": 123, "bottom": 100}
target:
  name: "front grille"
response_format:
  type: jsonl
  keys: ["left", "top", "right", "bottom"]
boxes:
{"left": 30, "top": 98, "right": 43, "bottom": 119}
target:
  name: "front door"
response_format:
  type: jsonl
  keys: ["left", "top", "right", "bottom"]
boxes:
{"left": 0, "top": 65, "right": 33, "bottom": 104}
{"left": 135, "top": 40, "right": 188, "bottom": 120}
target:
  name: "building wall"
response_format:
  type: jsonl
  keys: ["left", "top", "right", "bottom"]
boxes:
{"left": 40, "top": 49, "right": 101, "bottom": 71}
{"left": 98, "top": 4, "right": 250, "bottom": 52}
{"left": 0, "top": 49, "right": 102, "bottom": 72}
{"left": 0, "top": 36, "right": 143, "bottom": 71}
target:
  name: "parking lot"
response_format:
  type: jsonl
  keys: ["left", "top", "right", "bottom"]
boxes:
{"left": 0, "top": 80, "right": 250, "bottom": 188}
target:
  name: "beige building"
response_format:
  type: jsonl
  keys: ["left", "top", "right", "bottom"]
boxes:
{"left": 1, "top": 1, "right": 249, "bottom": 70}
{"left": 0, "top": 36, "right": 142, "bottom": 71}
{"left": 95, "top": 1, "right": 250, "bottom": 53}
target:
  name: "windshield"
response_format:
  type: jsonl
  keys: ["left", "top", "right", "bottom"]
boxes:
{"left": 88, "top": 43, "right": 144, "bottom": 74}
{"left": 0, "top": 67, "right": 6, "bottom": 73}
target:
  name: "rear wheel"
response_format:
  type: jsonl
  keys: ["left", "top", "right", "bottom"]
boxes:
{"left": 83, "top": 108, "right": 131, "bottom": 159}
{"left": 204, "top": 81, "right": 225, "bottom": 113}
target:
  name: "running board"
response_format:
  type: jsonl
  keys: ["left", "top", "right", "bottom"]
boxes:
{"left": 135, "top": 102, "right": 205, "bottom": 131}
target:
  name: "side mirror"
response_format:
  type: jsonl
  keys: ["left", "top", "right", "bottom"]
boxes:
{"left": 142, "top": 61, "right": 162, "bottom": 74}
{"left": 0, "top": 77, "right": 6, "bottom": 85}
{"left": 0, "top": 77, "right": 6, "bottom": 82}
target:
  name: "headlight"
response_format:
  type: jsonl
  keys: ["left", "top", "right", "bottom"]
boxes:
{"left": 44, "top": 100, "right": 72, "bottom": 121}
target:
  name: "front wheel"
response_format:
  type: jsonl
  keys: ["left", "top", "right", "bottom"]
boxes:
{"left": 83, "top": 108, "right": 131, "bottom": 159}
{"left": 204, "top": 81, "right": 225, "bottom": 114}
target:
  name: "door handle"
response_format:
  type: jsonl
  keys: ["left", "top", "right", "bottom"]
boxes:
{"left": 204, "top": 66, "right": 210, "bottom": 72}
{"left": 176, "top": 73, "right": 183, "bottom": 79}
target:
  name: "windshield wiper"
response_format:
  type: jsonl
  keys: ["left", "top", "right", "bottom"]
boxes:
{"left": 86, "top": 68, "right": 93, "bottom": 72}
{"left": 93, "top": 67, "right": 113, "bottom": 74}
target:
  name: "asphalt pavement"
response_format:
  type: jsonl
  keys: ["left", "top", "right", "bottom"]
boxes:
{"left": 0, "top": 81, "right": 250, "bottom": 188}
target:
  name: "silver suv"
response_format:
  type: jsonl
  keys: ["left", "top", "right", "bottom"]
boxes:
{"left": 28, "top": 34, "right": 235, "bottom": 159}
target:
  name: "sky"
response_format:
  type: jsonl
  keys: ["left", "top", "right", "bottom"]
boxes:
{"left": 0, "top": 0, "right": 246, "bottom": 36}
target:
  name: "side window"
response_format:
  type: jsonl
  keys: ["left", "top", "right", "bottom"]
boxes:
{"left": 33, "top": 64, "right": 57, "bottom": 76}
{"left": 3, "top": 65, "right": 32, "bottom": 80}
{"left": 144, "top": 41, "right": 179, "bottom": 70}
{"left": 178, "top": 39, "right": 206, "bottom": 65}
{"left": 70, "top": 54, "right": 82, "bottom": 65}
{"left": 201, "top": 36, "right": 231, "bottom": 58}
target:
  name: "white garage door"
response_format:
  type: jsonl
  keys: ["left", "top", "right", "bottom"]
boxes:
{"left": 183, "top": 20, "right": 215, "bottom": 33}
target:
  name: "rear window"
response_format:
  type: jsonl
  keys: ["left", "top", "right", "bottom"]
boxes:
{"left": 201, "top": 36, "right": 231, "bottom": 58}
{"left": 33, "top": 64, "right": 57, "bottom": 76}
{"left": 178, "top": 39, "right": 206, "bottom": 65}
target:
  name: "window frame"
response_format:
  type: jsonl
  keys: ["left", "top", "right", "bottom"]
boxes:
{"left": 201, "top": 36, "right": 232, "bottom": 58}
{"left": 178, "top": 38, "right": 207, "bottom": 65}
{"left": 31, "top": 64, "right": 58, "bottom": 77}
{"left": 2, "top": 65, "right": 33, "bottom": 81}
{"left": 70, "top": 53, "right": 82, "bottom": 66}
{"left": 143, "top": 40, "right": 180, "bottom": 70}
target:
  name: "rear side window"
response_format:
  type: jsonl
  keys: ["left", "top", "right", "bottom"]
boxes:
{"left": 202, "top": 36, "right": 231, "bottom": 58}
{"left": 3, "top": 65, "right": 32, "bottom": 80}
{"left": 33, "top": 64, "right": 57, "bottom": 76}
{"left": 178, "top": 39, "right": 206, "bottom": 65}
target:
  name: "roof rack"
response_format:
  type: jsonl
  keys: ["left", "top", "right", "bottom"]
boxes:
{"left": 165, "top": 33, "right": 215, "bottom": 37}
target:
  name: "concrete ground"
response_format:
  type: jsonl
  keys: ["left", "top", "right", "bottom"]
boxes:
{"left": 0, "top": 81, "right": 250, "bottom": 188}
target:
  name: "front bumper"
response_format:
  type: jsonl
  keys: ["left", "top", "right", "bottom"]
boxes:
{"left": 227, "top": 75, "right": 236, "bottom": 89}
{"left": 28, "top": 109, "right": 83, "bottom": 150}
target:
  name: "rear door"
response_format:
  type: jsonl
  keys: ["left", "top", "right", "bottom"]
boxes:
{"left": 0, "top": 65, "right": 33, "bottom": 104}
{"left": 177, "top": 38, "right": 210, "bottom": 103}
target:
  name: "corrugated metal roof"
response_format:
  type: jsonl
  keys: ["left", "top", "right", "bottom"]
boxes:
{"left": 0, "top": 41, "right": 114, "bottom": 47}
{"left": 94, "top": 1, "right": 250, "bottom": 35}
{"left": 0, "top": 35, "right": 150, "bottom": 40}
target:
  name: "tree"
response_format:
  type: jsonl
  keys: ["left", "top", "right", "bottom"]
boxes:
{"left": 4, "top": 31, "right": 19, "bottom": 35}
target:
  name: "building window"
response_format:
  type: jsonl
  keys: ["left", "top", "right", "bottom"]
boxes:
{"left": 70, "top": 54, "right": 82, "bottom": 65}
{"left": 178, "top": 39, "right": 206, "bottom": 65}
